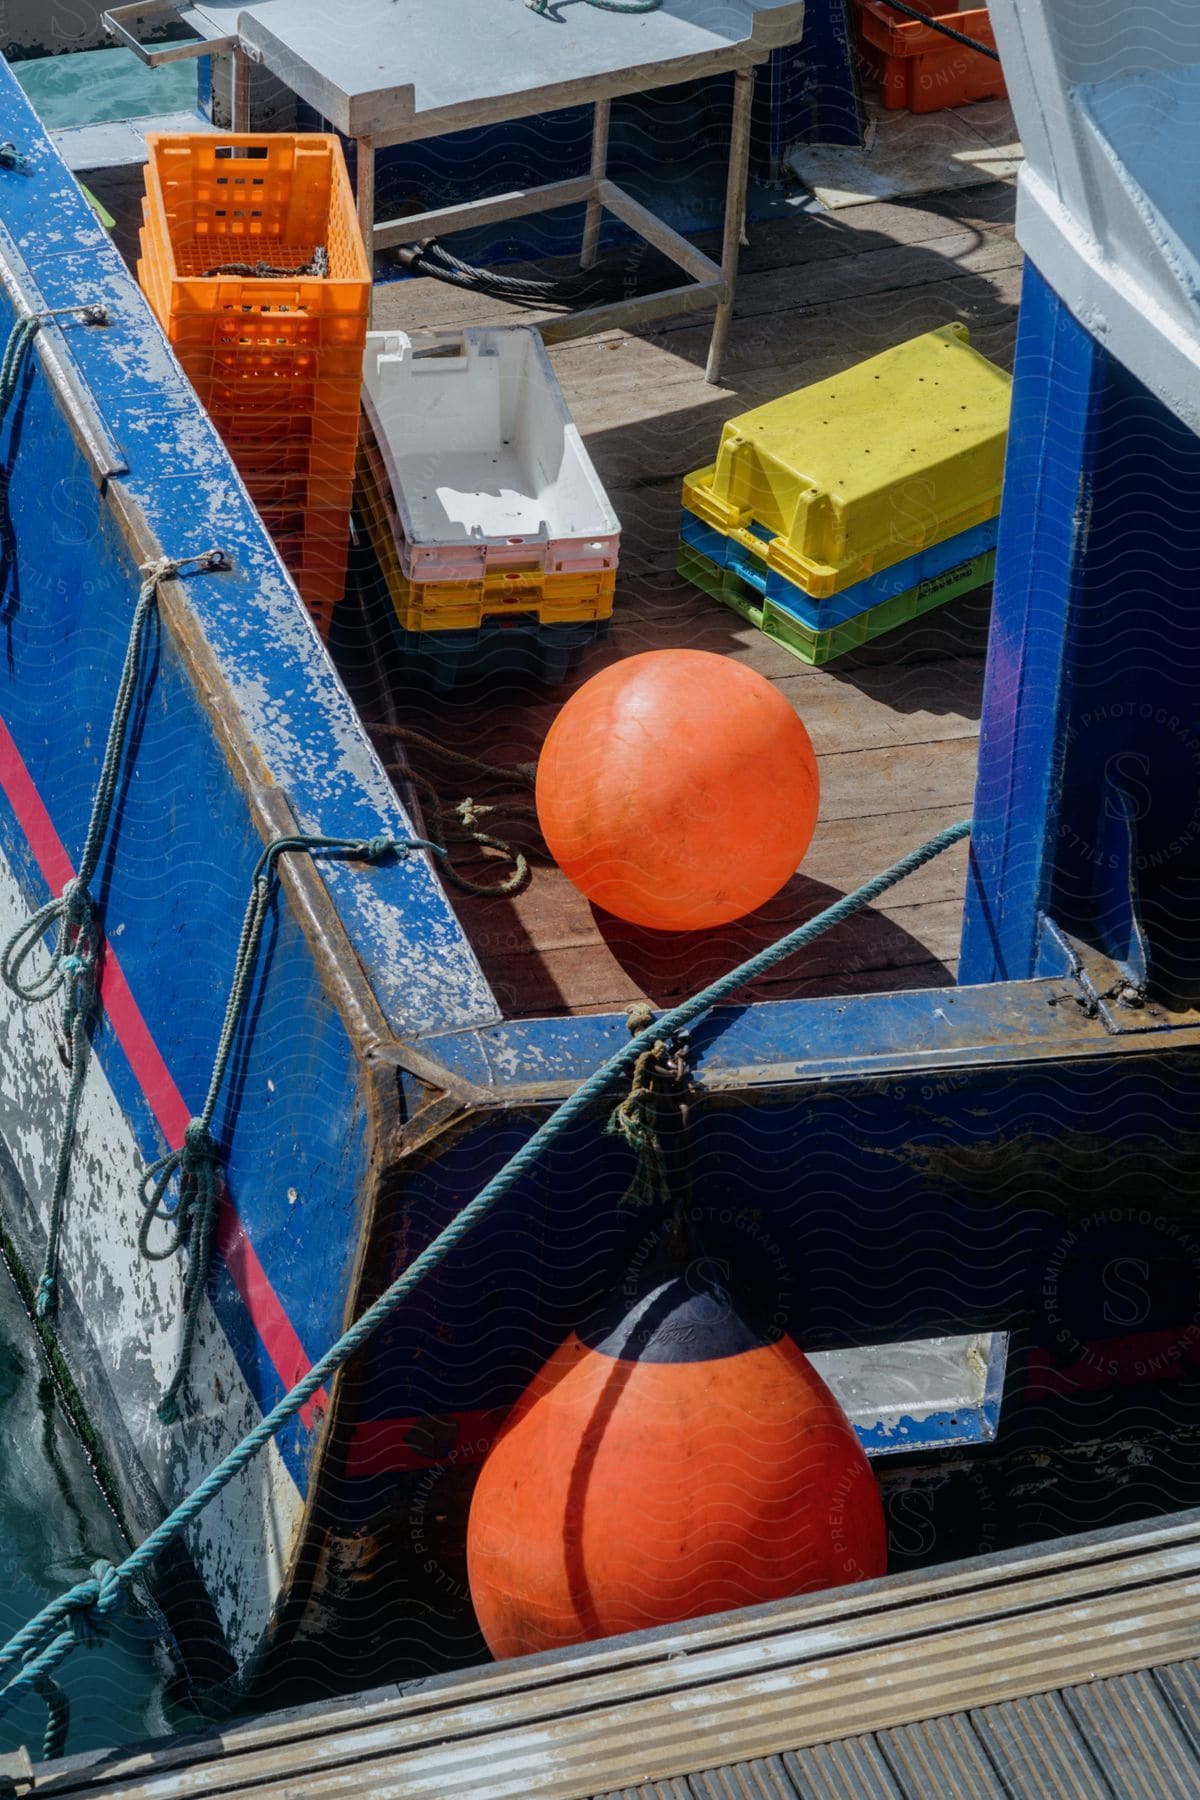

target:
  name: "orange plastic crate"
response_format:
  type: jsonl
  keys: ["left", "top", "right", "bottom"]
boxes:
{"left": 140, "top": 133, "right": 369, "bottom": 301}
{"left": 137, "top": 132, "right": 369, "bottom": 636}
{"left": 853, "top": 0, "right": 1005, "bottom": 112}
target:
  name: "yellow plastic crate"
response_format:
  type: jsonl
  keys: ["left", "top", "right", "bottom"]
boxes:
{"left": 683, "top": 324, "right": 1011, "bottom": 599}
{"left": 356, "top": 446, "right": 615, "bottom": 631}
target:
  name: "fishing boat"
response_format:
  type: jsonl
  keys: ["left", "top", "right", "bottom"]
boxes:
{"left": 2, "top": 0, "right": 1200, "bottom": 1751}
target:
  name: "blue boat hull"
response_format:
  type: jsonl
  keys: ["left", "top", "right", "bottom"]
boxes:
{"left": 3, "top": 54, "right": 1200, "bottom": 1709}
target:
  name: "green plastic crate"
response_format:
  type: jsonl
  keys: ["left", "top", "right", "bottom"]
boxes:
{"left": 677, "top": 539, "right": 995, "bottom": 665}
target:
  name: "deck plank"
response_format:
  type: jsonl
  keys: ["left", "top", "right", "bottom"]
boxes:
{"left": 359, "top": 181, "right": 1019, "bottom": 1019}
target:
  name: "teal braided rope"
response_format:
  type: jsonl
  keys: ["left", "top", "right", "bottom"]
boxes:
{"left": 0, "top": 1559, "right": 124, "bottom": 1760}
{"left": 0, "top": 552, "right": 222, "bottom": 1319}
{"left": 0, "top": 818, "right": 968, "bottom": 1754}
{"left": 140, "top": 833, "right": 445, "bottom": 1425}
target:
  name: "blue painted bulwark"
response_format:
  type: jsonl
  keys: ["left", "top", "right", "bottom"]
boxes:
{"left": 962, "top": 264, "right": 1200, "bottom": 1006}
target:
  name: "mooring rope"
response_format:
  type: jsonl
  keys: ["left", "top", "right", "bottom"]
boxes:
{"left": 138, "top": 831, "right": 444, "bottom": 1424}
{"left": 0, "top": 547, "right": 224, "bottom": 1319}
{"left": 0, "top": 313, "right": 39, "bottom": 431}
{"left": 0, "top": 816, "right": 969, "bottom": 1760}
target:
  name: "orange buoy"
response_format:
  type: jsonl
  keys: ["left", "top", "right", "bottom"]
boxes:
{"left": 535, "top": 649, "right": 819, "bottom": 931}
{"left": 466, "top": 1256, "right": 887, "bottom": 1660}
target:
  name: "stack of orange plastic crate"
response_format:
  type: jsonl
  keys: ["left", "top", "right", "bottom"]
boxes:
{"left": 852, "top": 0, "right": 1005, "bottom": 112}
{"left": 137, "top": 133, "right": 371, "bottom": 635}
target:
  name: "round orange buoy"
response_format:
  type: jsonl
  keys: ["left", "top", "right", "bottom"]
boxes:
{"left": 535, "top": 650, "right": 819, "bottom": 931}
{"left": 466, "top": 1259, "right": 887, "bottom": 1660}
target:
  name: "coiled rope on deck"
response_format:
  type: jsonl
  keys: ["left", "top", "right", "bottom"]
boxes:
{"left": 0, "top": 815, "right": 969, "bottom": 1760}
{"left": 367, "top": 723, "right": 536, "bottom": 897}
{"left": 0, "top": 549, "right": 224, "bottom": 1320}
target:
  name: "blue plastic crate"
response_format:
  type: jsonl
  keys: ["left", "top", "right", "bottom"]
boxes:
{"left": 388, "top": 613, "right": 610, "bottom": 692}
{"left": 679, "top": 506, "right": 1001, "bottom": 630}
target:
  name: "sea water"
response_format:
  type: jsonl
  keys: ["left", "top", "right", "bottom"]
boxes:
{"left": 12, "top": 47, "right": 200, "bottom": 132}
{"left": 0, "top": 42, "right": 203, "bottom": 1765}
{"left": 0, "top": 1253, "right": 167, "bottom": 1758}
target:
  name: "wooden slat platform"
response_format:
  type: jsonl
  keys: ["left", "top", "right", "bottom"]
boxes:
{"left": 38, "top": 1510, "right": 1200, "bottom": 1798}
{"left": 354, "top": 181, "right": 1022, "bottom": 1019}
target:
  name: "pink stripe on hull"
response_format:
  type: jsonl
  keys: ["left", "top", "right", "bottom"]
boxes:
{"left": 0, "top": 712, "right": 327, "bottom": 1429}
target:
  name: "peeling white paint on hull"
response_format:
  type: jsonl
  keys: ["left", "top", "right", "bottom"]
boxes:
{"left": 0, "top": 840, "right": 303, "bottom": 1678}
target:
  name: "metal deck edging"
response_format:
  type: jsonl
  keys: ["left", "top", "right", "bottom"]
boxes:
{"left": 37, "top": 1510, "right": 1200, "bottom": 1798}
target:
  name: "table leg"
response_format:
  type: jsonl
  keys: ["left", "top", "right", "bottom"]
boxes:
{"left": 705, "top": 66, "right": 755, "bottom": 386}
{"left": 230, "top": 46, "right": 251, "bottom": 131}
{"left": 581, "top": 98, "right": 610, "bottom": 270}
{"left": 357, "top": 135, "right": 376, "bottom": 318}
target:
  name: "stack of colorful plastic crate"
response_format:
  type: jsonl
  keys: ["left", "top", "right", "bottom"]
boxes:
{"left": 137, "top": 132, "right": 371, "bottom": 637}
{"left": 677, "top": 325, "right": 1011, "bottom": 666}
{"left": 356, "top": 326, "right": 619, "bottom": 688}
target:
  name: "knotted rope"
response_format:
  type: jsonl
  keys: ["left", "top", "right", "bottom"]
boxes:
{"left": 0, "top": 551, "right": 224, "bottom": 1319}
{"left": 606, "top": 1002, "right": 673, "bottom": 1207}
{"left": 0, "top": 1559, "right": 123, "bottom": 1759}
{"left": 0, "top": 817, "right": 969, "bottom": 1760}
{"left": 139, "top": 832, "right": 443, "bottom": 1424}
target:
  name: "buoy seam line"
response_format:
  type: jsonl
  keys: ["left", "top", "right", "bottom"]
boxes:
{"left": 0, "top": 818, "right": 971, "bottom": 1752}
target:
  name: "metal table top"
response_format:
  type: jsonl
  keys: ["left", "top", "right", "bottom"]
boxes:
{"left": 190, "top": 0, "right": 806, "bottom": 141}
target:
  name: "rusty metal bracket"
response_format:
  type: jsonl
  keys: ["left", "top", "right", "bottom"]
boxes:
{"left": 1041, "top": 918, "right": 1175, "bottom": 1034}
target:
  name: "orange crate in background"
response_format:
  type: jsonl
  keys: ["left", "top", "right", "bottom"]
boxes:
{"left": 136, "top": 132, "right": 370, "bottom": 635}
{"left": 852, "top": 0, "right": 1005, "bottom": 112}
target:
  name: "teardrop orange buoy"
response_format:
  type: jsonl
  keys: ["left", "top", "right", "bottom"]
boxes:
{"left": 535, "top": 649, "right": 819, "bottom": 931}
{"left": 466, "top": 1260, "right": 887, "bottom": 1661}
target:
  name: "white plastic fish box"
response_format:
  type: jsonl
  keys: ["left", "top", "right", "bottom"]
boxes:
{"left": 360, "top": 325, "right": 620, "bottom": 583}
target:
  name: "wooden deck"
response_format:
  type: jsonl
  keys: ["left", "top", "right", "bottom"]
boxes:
{"left": 356, "top": 179, "right": 1022, "bottom": 1019}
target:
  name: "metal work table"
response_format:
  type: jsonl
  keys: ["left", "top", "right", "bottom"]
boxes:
{"left": 105, "top": 0, "right": 807, "bottom": 380}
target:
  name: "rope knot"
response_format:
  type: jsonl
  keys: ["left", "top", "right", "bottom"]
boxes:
{"left": 67, "top": 1563, "right": 124, "bottom": 1649}
{"left": 60, "top": 876, "right": 92, "bottom": 928}
{"left": 59, "top": 881, "right": 99, "bottom": 987}
{"left": 182, "top": 1119, "right": 219, "bottom": 1163}
{"left": 625, "top": 1000, "right": 657, "bottom": 1038}
{"left": 456, "top": 797, "right": 498, "bottom": 831}
{"left": 140, "top": 1121, "right": 222, "bottom": 1423}
{"left": 361, "top": 835, "right": 397, "bottom": 862}
{"left": 606, "top": 1038, "right": 672, "bottom": 1208}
